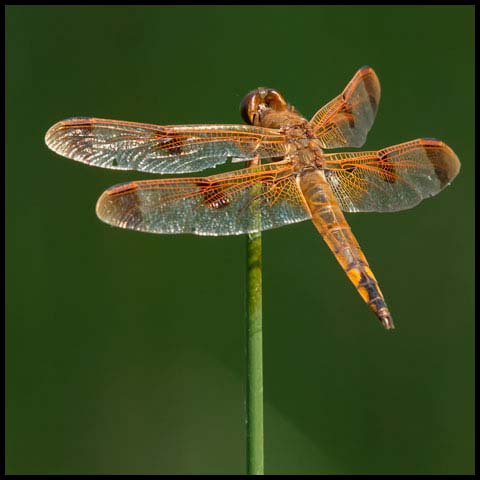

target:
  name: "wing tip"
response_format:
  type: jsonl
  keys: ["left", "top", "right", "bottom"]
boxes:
{"left": 357, "top": 65, "right": 377, "bottom": 78}
{"left": 44, "top": 120, "right": 63, "bottom": 148}
{"left": 353, "top": 65, "right": 381, "bottom": 109}
{"left": 45, "top": 117, "right": 92, "bottom": 150}
{"left": 418, "top": 138, "right": 461, "bottom": 186}
{"left": 96, "top": 182, "right": 142, "bottom": 229}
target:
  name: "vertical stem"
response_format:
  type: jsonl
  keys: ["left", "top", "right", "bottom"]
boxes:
{"left": 245, "top": 169, "right": 264, "bottom": 474}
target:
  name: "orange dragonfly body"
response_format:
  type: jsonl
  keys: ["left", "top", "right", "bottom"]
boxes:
{"left": 45, "top": 67, "right": 460, "bottom": 330}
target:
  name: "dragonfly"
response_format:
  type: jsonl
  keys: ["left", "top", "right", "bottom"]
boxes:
{"left": 45, "top": 66, "right": 460, "bottom": 330}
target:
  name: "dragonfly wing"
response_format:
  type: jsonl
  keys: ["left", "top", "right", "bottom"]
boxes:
{"left": 309, "top": 66, "right": 381, "bottom": 149}
{"left": 323, "top": 139, "right": 460, "bottom": 212}
{"left": 45, "top": 117, "right": 286, "bottom": 174}
{"left": 96, "top": 163, "right": 310, "bottom": 236}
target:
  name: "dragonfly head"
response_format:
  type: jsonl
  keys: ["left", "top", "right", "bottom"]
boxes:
{"left": 240, "top": 87, "right": 289, "bottom": 126}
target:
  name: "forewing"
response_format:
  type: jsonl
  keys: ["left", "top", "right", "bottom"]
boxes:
{"left": 323, "top": 139, "right": 460, "bottom": 212}
{"left": 96, "top": 163, "right": 310, "bottom": 236}
{"left": 310, "top": 66, "right": 381, "bottom": 149}
{"left": 45, "top": 117, "right": 286, "bottom": 174}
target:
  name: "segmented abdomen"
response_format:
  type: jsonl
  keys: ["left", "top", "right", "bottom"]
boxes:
{"left": 297, "top": 169, "right": 394, "bottom": 329}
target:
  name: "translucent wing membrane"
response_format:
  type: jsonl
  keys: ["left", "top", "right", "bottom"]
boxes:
{"left": 96, "top": 163, "right": 310, "bottom": 236}
{"left": 323, "top": 139, "right": 460, "bottom": 212}
{"left": 310, "top": 66, "right": 381, "bottom": 149}
{"left": 45, "top": 118, "right": 286, "bottom": 174}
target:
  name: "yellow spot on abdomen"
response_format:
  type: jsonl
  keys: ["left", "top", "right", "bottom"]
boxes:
{"left": 347, "top": 267, "right": 362, "bottom": 286}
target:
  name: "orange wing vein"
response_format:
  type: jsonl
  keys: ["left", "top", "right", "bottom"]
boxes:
{"left": 96, "top": 162, "right": 310, "bottom": 235}
{"left": 309, "top": 66, "right": 381, "bottom": 149}
{"left": 45, "top": 117, "right": 287, "bottom": 174}
{"left": 323, "top": 138, "right": 460, "bottom": 212}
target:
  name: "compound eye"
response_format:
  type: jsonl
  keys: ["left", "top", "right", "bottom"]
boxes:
{"left": 240, "top": 90, "right": 258, "bottom": 125}
{"left": 264, "top": 89, "right": 287, "bottom": 111}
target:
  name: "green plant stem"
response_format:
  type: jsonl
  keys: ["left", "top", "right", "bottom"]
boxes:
{"left": 246, "top": 229, "right": 264, "bottom": 475}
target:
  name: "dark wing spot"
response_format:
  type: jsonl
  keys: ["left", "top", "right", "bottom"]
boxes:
{"left": 368, "top": 94, "right": 378, "bottom": 113}
{"left": 340, "top": 163, "right": 357, "bottom": 175}
{"left": 340, "top": 96, "right": 355, "bottom": 128}
{"left": 155, "top": 133, "right": 184, "bottom": 155}
{"left": 433, "top": 160, "right": 451, "bottom": 188}
{"left": 378, "top": 152, "right": 396, "bottom": 183}
{"left": 419, "top": 139, "right": 460, "bottom": 188}
{"left": 428, "top": 145, "right": 455, "bottom": 188}
{"left": 196, "top": 180, "right": 231, "bottom": 209}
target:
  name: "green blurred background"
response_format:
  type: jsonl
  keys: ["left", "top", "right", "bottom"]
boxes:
{"left": 6, "top": 5, "right": 474, "bottom": 475}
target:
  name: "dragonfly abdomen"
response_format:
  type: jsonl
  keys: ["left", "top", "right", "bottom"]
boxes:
{"left": 298, "top": 170, "right": 394, "bottom": 329}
